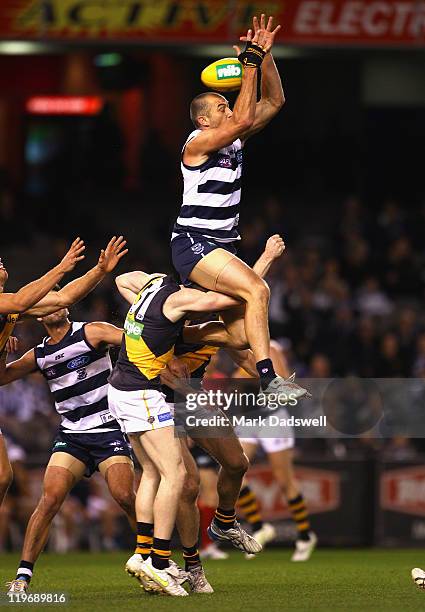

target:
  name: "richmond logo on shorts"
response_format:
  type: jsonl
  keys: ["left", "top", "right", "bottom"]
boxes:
{"left": 191, "top": 242, "right": 204, "bottom": 255}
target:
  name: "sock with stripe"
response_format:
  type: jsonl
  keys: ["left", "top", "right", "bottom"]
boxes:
{"left": 237, "top": 485, "right": 263, "bottom": 532}
{"left": 135, "top": 522, "right": 153, "bottom": 560}
{"left": 151, "top": 537, "right": 171, "bottom": 570}
{"left": 16, "top": 560, "right": 33, "bottom": 583}
{"left": 256, "top": 359, "right": 276, "bottom": 389}
{"left": 183, "top": 544, "right": 201, "bottom": 572}
{"left": 288, "top": 493, "right": 311, "bottom": 541}
{"left": 214, "top": 507, "right": 236, "bottom": 531}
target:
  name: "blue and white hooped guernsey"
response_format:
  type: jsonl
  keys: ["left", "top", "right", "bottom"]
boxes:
{"left": 172, "top": 129, "right": 243, "bottom": 244}
{"left": 35, "top": 322, "right": 118, "bottom": 433}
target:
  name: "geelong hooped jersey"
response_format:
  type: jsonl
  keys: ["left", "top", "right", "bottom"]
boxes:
{"left": 172, "top": 129, "right": 243, "bottom": 243}
{"left": 35, "top": 322, "right": 117, "bottom": 433}
{"left": 109, "top": 275, "right": 184, "bottom": 392}
{"left": 0, "top": 313, "right": 19, "bottom": 357}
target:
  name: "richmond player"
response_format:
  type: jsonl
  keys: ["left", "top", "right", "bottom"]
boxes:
{"left": 109, "top": 271, "right": 262, "bottom": 596}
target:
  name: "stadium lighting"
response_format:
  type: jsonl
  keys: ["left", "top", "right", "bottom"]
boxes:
{"left": 26, "top": 96, "right": 103, "bottom": 115}
{"left": 0, "top": 41, "right": 51, "bottom": 54}
{"left": 94, "top": 53, "right": 122, "bottom": 67}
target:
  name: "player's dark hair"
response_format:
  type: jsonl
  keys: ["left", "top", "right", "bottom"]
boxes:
{"left": 190, "top": 93, "right": 221, "bottom": 128}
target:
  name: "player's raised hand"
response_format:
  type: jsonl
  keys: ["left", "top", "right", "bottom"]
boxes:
{"left": 58, "top": 238, "right": 86, "bottom": 273}
{"left": 265, "top": 234, "right": 286, "bottom": 260}
{"left": 97, "top": 236, "right": 128, "bottom": 274}
{"left": 239, "top": 14, "right": 281, "bottom": 53}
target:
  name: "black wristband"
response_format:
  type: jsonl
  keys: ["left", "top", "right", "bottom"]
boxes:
{"left": 238, "top": 42, "right": 266, "bottom": 68}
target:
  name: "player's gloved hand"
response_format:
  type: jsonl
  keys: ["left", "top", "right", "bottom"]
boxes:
{"left": 237, "top": 41, "right": 266, "bottom": 68}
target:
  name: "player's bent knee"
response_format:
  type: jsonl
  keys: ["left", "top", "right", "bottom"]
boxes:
{"left": 181, "top": 472, "right": 200, "bottom": 504}
{"left": 112, "top": 488, "right": 136, "bottom": 514}
{"left": 40, "top": 492, "right": 64, "bottom": 516}
{"left": 223, "top": 452, "right": 249, "bottom": 478}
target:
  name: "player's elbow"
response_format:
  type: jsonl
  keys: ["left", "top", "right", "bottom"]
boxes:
{"left": 235, "top": 117, "right": 254, "bottom": 132}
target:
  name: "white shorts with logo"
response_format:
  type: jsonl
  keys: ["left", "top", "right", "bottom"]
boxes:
{"left": 237, "top": 407, "right": 295, "bottom": 454}
{"left": 108, "top": 386, "right": 174, "bottom": 434}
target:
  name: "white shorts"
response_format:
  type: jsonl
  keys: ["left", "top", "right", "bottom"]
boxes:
{"left": 237, "top": 407, "right": 294, "bottom": 454}
{"left": 108, "top": 386, "right": 174, "bottom": 434}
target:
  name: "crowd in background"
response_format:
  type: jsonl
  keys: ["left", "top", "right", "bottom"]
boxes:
{"left": 2, "top": 165, "right": 425, "bottom": 550}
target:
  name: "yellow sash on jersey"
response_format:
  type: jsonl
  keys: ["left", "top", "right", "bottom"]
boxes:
{"left": 0, "top": 314, "right": 19, "bottom": 356}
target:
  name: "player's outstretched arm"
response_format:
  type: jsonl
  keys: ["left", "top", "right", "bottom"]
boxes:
{"left": 184, "top": 22, "right": 277, "bottom": 163}
{"left": 0, "top": 238, "right": 85, "bottom": 315}
{"left": 115, "top": 271, "right": 146, "bottom": 304}
{"left": 236, "top": 14, "right": 284, "bottom": 140}
{"left": 84, "top": 322, "right": 124, "bottom": 350}
{"left": 0, "top": 348, "right": 37, "bottom": 386}
{"left": 25, "top": 236, "right": 128, "bottom": 318}
{"left": 253, "top": 234, "right": 285, "bottom": 278}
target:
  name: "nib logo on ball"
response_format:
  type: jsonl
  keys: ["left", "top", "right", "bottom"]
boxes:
{"left": 201, "top": 58, "right": 243, "bottom": 92}
{"left": 216, "top": 64, "right": 242, "bottom": 80}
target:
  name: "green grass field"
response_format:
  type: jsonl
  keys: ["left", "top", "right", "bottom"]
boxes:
{"left": 0, "top": 549, "right": 424, "bottom": 611}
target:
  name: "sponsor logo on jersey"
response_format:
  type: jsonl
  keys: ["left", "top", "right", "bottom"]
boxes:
{"left": 100, "top": 412, "right": 114, "bottom": 424}
{"left": 55, "top": 353, "right": 65, "bottom": 361}
{"left": 67, "top": 355, "right": 90, "bottom": 370}
{"left": 147, "top": 416, "right": 155, "bottom": 424}
{"left": 45, "top": 367, "right": 57, "bottom": 379}
{"left": 54, "top": 441, "right": 67, "bottom": 448}
{"left": 216, "top": 64, "right": 241, "bottom": 79}
{"left": 109, "top": 440, "right": 123, "bottom": 447}
{"left": 158, "top": 412, "right": 172, "bottom": 423}
{"left": 124, "top": 319, "right": 144, "bottom": 339}
{"left": 113, "top": 446, "right": 124, "bottom": 452}
{"left": 191, "top": 242, "right": 204, "bottom": 255}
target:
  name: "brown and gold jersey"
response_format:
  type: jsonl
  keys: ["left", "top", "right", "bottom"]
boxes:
{"left": 0, "top": 313, "right": 18, "bottom": 357}
{"left": 109, "top": 275, "right": 184, "bottom": 392}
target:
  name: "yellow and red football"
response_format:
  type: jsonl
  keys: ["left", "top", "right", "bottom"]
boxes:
{"left": 201, "top": 57, "right": 243, "bottom": 92}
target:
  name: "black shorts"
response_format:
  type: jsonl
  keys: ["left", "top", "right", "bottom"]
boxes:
{"left": 171, "top": 232, "right": 237, "bottom": 284}
{"left": 191, "top": 445, "right": 219, "bottom": 471}
{"left": 51, "top": 429, "right": 132, "bottom": 478}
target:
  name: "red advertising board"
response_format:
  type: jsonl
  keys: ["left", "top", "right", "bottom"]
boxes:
{"left": 247, "top": 464, "right": 341, "bottom": 520}
{"left": 0, "top": 1, "right": 423, "bottom": 46}
{"left": 381, "top": 465, "right": 425, "bottom": 517}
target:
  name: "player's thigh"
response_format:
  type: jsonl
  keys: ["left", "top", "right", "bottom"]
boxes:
{"left": 99, "top": 456, "right": 135, "bottom": 492}
{"left": 42, "top": 455, "right": 85, "bottom": 504}
{"left": 128, "top": 433, "right": 159, "bottom": 480}
{"left": 191, "top": 250, "right": 261, "bottom": 298}
{"left": 140, "top": 427, "right": 184, "bottom": 477}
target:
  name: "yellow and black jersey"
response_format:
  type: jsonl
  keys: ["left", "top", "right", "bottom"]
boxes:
{"left": 0, "top": 313, "right": 19, "bottom": 357}
{"left": 162, "top": 336, "right": 219, "bottom": 403}
{"left": 109, "top": 275, "right": 184, "bottom": 392}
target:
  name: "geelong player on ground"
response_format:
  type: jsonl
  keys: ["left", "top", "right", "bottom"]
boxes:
{"left": 171, "top": 14, "right": 306, "bottom": 401}
{"left": 0, "top": 239, "right": 86, "bottom": 507}
{"left": 0, "top": 240, "right": 134, "bottom": 593}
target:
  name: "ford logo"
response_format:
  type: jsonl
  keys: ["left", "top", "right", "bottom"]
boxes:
{"left": 67, "top": 355, "right": 90, "bottom": 370}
